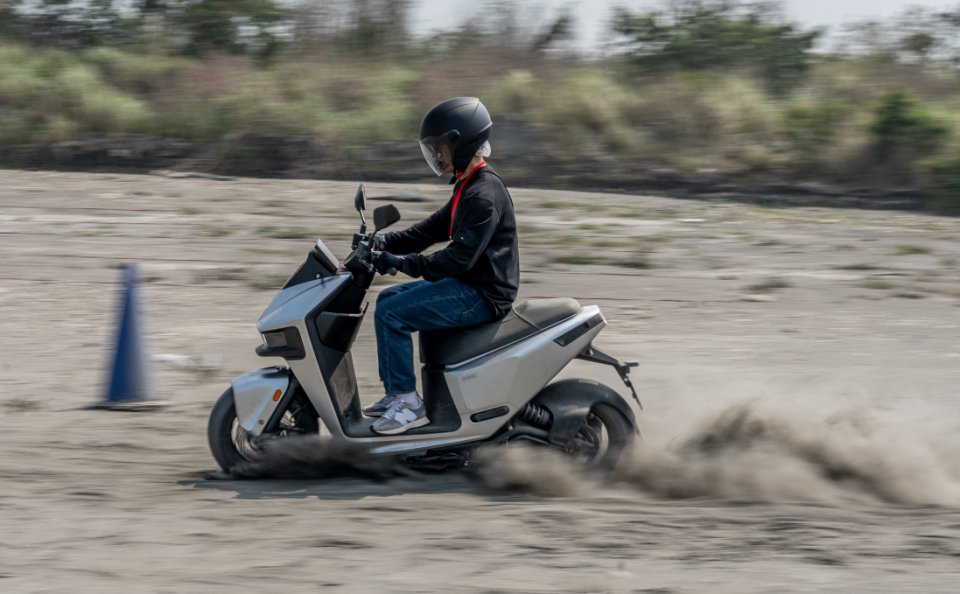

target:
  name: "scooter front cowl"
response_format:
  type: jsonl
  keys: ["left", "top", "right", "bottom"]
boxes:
{"left": 231, "top": 367, "right": 291, "bottom": 436}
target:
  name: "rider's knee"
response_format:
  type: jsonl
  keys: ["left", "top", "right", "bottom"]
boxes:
{"left": 374, "top": 298, "right": 395, "bottom": 325}
{"left": 376, "top": 285, "right": 400, "bottom": 304}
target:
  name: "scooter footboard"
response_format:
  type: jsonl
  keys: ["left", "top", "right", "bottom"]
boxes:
{"left": 232, "top": 366, "right": 291, "bottom": 436}
{"left": 531, "top": 379, "right": 639, "bottom": 447}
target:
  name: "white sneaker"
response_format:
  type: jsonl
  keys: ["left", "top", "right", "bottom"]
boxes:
{"left": 372, "top": 399, "right": 430, "bottom": 435}
{"left": 362, "top": 395, "right": 398, "bottom": 417}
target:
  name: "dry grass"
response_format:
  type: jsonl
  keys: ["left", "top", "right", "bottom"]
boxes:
{"left": 257, "top": 227, "right": 317, "bottom": 240}
{"left": 858, "top": 280, "right": 898, "bottom": 290}
{"left": 248, "top": 273, "right": 291, "bottom": 291}
{"left": 893, "top": 244, "right": 934, "bottom": 256}
{"left": 3, "top": 398, "right": 41, "bottom": 412}
{"left": 551, "top": 252, "right": 606, "bottom": 266}
{"left": 202, "top": 226, "right": 233, "bottom": 237}
{"left": 2, "top": 40, "right": 958, "bottom": 184}
{"left": 616, "top": 250, "right": 654, "bottom": 269}
{"left": 192, "top": 267, "right": 249, "bottom": 284}
{"left": 745, "top": 277, "right": 792, "bottom": 293}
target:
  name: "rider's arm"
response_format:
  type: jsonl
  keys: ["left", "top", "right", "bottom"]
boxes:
{"left": 382, "top": 201, "right": 451, "bottom": 255}
{"left": 399, "top": 196, "right": 499, "bottom": 281}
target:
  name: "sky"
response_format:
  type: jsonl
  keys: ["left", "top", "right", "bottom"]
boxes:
{"left": 409, "top": 0, "right": 960, "bottom": 50}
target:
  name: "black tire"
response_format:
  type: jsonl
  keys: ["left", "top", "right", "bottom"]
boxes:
{"left": 207, "top": 387, "right": 319, "bottom": 473}
{"left": 529, "top": 380, "right": 638, "bottom": 471}
{"left": 582, "top": 402, "right": 634, "bottom": 471}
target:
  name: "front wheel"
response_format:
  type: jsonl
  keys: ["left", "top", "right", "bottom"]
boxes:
{"left": 207, "top": 387, "right": 319, "bottom": 472}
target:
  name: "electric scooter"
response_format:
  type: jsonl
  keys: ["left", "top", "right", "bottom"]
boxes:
{"left": 208, "top": 184, "right": 642, "bottom": 472}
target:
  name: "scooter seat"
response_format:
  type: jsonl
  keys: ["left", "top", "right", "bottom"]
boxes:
{"left": 419, "top": 298, "right": 581, "bottom": 365}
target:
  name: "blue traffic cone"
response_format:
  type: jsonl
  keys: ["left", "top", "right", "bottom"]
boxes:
{"left": 94, "top": 262, "right": 163, "bottom": 410}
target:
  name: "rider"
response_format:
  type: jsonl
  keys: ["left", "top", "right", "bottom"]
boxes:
{"left": 366, "top": 97, "right": 519, "bottom": 435}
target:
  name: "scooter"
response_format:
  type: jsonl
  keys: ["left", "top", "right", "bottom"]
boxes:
{"left": 207, "top": 184, "right": 642, "bottom": 472}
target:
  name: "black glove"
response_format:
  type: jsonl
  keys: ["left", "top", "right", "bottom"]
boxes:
{"left": 371, "top": 251, "right": 403, "bottom": 276}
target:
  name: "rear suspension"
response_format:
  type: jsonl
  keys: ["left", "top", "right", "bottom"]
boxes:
{"left": 516, "top": 402, "right": 552, "bottom": 428}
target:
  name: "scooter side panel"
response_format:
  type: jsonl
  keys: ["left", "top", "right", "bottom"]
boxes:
{"left": 457, "top": 357, "right": 520, "bottom": 411}
{"left": 358, "top": 306, "right": 607, "bottom": 455}
{"left": 444, "top": 305, "right": 606, "bottom": 415}
{"left": 255, "top": 273, "right": 355, "bottom": 440}
{"left": 232, "top": 367, "right": 290, "bottom": 435}
{"left": 257, "top": 274, "right": 352, "bottom": 332}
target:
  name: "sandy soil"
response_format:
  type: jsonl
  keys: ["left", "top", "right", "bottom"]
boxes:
{"left": 2, "top": 170, "right": 960, "bottom": 593}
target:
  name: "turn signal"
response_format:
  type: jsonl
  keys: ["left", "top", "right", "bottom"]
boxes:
{"left": 272, "top": 390, "right": 282, "bottom": 401}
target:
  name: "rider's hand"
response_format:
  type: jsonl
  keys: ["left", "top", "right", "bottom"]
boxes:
{"left": 371, "top": 251, "right": 403, "bottom": 276}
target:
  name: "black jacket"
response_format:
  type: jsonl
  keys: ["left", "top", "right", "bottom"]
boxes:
{"left": 383, "top": 166, "right": 519, "bottom": 318}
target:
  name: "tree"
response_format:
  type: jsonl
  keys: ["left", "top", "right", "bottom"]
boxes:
{"left": 2, "top": 0, "right": 135, "bottom": 49}
{"left": 0, "top": 0, "right": 25, "bottom": 40}
{"left": 839, "top": 7, "right": 960, "bottom": 67}
{"left": 531, "top": 10, "right": 574, "bottom": 53}
{"left": 611, "top": 0, "right": 822, "bottom": 92}
{"left": 290, "top": 0, "right": 410, "bottom": 54}
{"left": 178, "top": 0, "right": 287, "bottom": 56}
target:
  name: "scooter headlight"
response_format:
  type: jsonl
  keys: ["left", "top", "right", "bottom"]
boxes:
{"left": 261, "top": 331, "right": 288, "bottom": 349}
{"left": 255, "top": 328, "right": 305, "bottom": 360}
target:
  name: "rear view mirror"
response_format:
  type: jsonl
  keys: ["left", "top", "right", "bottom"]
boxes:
{"left": 354, "top": 184, "right": 367, "bottom": 213}
{"left": 373, "top": 204, "right": 401, "bottom": 232}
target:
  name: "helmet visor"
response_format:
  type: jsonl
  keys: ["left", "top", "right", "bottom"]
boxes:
{"left": 418, "top": 130, "right": 460, "bottom": 176}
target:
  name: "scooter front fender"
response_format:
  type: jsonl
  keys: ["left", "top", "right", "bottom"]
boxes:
{"left": 232, "top": 366, "right": 290, "bottom": 436}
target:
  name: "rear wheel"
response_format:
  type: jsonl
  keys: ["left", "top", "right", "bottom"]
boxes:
{"left": 207, "top": 387, "right": 319, "bottom": 472}
{"left": 575, "top": 402, "right": 634, "bottom": 470}
{"left": 524, "top": 380, "right": 637, "bottom": 472}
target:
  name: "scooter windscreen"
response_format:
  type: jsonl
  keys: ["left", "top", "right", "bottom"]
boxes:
{"left": 281, "top": 239, "right": 339, "bottom": 290}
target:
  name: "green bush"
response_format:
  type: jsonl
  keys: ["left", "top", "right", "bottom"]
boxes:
{"left": 783, "top": 99, "right": 849, "bottom": 171}
{"left": 0, "top": 45, "right": 157, "bottom": 140}
{"left": 869, "top": 88, "right": 950, "bottom": 157}
{"left": 924, "top": 156, "right": 960, "bottom": 213}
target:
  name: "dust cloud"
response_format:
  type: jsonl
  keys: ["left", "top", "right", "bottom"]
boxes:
{"left": 616, "top": 400, "right": 960, "bottom": 505}
{"left": 219, "top": 436, "right": 410, "bottom": 481}
{"left": 222, "top": 390, "right": 960, "bottom": 506}
{"left": 484, "top": 386, "right": 960, "bottom": 505}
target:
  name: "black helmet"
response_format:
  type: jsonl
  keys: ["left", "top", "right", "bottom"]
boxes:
{"left": 419, "top": 97, "right": 492, "bottom": 175}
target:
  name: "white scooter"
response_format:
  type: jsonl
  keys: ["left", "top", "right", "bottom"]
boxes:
{"left": 208, "top": 184, "right": 642, "bottom": 472}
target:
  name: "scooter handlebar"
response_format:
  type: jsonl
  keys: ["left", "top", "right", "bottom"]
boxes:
{"left": 353, "top": 238, "right": 375, "bottom": 272}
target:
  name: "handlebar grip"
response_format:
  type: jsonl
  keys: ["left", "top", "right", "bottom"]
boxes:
{"left": 386, "top": 267, "right": 397, "bottom": 276}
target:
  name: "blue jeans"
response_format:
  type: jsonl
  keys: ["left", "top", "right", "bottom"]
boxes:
{"left": 375, "top": 278, "right": 498, "bottom": 395}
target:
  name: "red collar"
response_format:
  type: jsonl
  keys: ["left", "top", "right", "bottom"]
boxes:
{"left": 456, "top": 160, "right": 486, "bottom": 181}
{"left": 450, "top": 161, "right": 486, "bottom": 238}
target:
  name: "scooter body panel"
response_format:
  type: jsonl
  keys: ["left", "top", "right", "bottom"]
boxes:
{"left": 232, "top": 366, "right": 289, "bottom": 435}
{"left": 358, "top": 305, "right": 607, "bottom": 455}
{"left": 255, "top": 273, "right": 354, "bottom": 439}
{"left": 443, "top": 305, "right": 605, "bottom": 415}
{"left": 257, "top": 274, "right": 352, "bottom": 333}
{"left": 242, "top": 299, "right": 609, "bottom": 454}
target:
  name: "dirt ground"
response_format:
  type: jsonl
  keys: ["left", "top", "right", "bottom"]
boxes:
{"left": 2, "top": 170, "right": 960, "bottom": 593}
